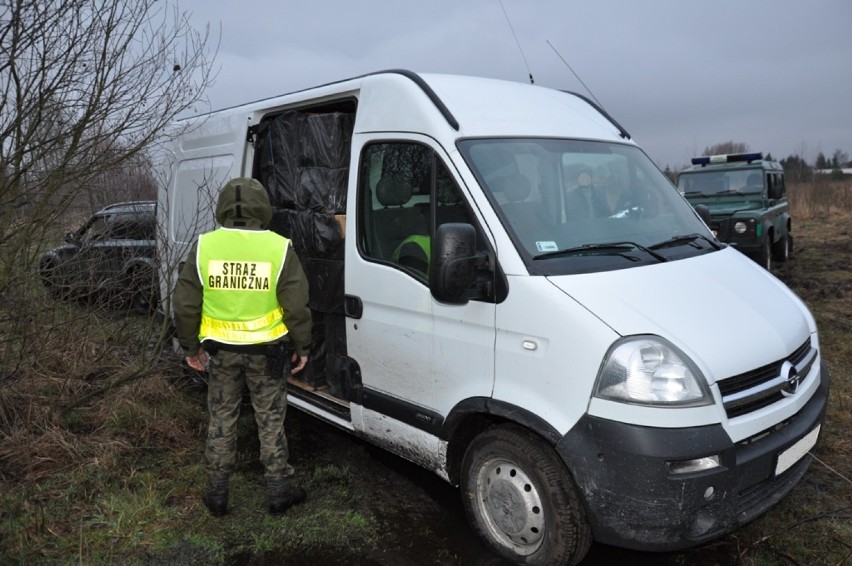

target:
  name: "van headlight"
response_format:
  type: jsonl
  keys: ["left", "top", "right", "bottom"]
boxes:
{"left": 594, "top": 336, "right": 712, "bottom": 406}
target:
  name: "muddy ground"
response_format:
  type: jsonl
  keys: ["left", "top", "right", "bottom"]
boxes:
{"left": 271, "top": 409, "right": 737, "bottom": 566}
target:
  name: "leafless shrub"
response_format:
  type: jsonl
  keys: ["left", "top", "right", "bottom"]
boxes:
{"left": 0, "top": 0, "right": 218, "bottom": 394}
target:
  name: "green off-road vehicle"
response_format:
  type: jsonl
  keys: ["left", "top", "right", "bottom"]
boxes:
{"left": 678, "top": 152, "right": 791, "bottom": 270}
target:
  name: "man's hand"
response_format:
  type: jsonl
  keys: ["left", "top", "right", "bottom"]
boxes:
{"left": 290, "top": 352, "right": 308, "bottom": 375}
{"left": 186, "top": 348, "right": 209, "bottom": 372}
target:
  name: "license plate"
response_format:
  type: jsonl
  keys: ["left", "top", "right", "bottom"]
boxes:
{"left": 775, "top": 425, "right": 820, "bottom": 476}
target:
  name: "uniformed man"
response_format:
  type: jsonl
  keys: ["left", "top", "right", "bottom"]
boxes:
{"left": 174, "top": 177, "right": 312, "bottom": 517}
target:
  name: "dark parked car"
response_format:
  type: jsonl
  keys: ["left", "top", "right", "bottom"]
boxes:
{"left": 39, "top": 201, "right": 159, "bottom": 312}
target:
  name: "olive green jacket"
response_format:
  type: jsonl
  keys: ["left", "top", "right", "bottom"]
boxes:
{"left": 173, "top": 177, "right": 312, "bottom": 357}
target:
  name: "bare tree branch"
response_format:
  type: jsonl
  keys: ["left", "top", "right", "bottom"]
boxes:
{"left": 0, "top": 0, "right": 218, "bottom": 382}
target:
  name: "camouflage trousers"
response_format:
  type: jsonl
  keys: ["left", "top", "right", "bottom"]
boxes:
{"left": 206, "top": 350, "right": 294, "bottom": 480}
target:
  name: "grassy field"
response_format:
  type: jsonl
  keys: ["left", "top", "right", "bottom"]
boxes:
{"left": 710, "top": 206, "right": 851, "bottom": 566}
{"left": 0, "top": 181, "right": 849, "bottom": 565}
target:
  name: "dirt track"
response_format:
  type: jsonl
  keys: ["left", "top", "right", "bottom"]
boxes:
{"left": 278, "top": 403, "right": 766, "bottom": 566}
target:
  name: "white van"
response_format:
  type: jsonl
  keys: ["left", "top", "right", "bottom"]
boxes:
{"left": 158, "top": 70, "right": 829, "bottom": 565}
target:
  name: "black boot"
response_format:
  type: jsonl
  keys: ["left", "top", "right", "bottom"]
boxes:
{"left": 202, "top": 474, "right": 229, "bottom": 517}
{"left": 267, "top": 477, "right": 306, "bottom": 516}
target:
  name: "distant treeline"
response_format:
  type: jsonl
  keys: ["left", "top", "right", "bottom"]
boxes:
{"left": 661, "top": 141, "right": 851, "bottom": 183}
{"left": 780, "top": 154, "right": 851, "bottom": 182}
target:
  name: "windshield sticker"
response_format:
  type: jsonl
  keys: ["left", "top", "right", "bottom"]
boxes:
{"left": 535, "top": 241, "right": 558, "bottom": 252}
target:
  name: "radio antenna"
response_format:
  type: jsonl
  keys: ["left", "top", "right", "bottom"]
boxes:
{"left": 547, "top": 40, "right": 602, "bottom": 107}
{"left": 499, "top": 0, "right": 534, "bottom": 84}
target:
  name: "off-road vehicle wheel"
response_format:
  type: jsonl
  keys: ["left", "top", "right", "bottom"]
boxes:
{"left": 757, "top": 237, "right": 772, "bottom": 271}
{"left": 126, "top": 266, "right": 158, "bottom": 314}
{"left": 39, "top": 258, "right": 67, "bottom": 298}
{"left": 772, "top": 233, "right": 791, "bottom": 262}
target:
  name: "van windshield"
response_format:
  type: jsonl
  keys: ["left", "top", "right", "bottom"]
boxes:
{"left": 459, "top": 138, "right": 719, "bottom": 274}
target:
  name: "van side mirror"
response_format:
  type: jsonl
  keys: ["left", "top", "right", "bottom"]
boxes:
{"left": 65, "top": 231, "right": 78, "bottom": 243}
{"left": 430, "top": 223, "right": 489, "bottom": 304}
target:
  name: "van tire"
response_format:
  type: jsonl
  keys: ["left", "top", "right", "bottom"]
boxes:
{"left": 460, "top": 425, "right": 592, "bottom": 565}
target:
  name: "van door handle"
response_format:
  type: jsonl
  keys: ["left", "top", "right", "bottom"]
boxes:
{"left": 344, "top": 294, "right": 363, "bottom": 319}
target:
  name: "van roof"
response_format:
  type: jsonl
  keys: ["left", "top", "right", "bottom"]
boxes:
{"left": 399, "top": 71, "right": 631, "bottom": 140}
{"left": 180, "top": 70, "right": 634, "bottom": 146}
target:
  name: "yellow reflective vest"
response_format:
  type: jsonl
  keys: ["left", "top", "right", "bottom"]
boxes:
{"left": 197, "top": 228, "right": 289, "bottom": 345}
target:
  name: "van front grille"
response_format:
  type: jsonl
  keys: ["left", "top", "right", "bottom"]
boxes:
{"left": 718, "top": 338, "right": 814, "bottom": 419}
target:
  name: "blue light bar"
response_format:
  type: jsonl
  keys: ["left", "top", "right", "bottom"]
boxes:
{"left": 691, "top": 152, "right": 763, "bottom": 166}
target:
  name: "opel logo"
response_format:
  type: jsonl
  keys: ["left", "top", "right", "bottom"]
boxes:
{"left": 781, "top": 361, "right": 801, "bottom": 397}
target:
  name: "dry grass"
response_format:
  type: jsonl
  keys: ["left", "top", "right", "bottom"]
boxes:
{"left": 788, "top": 178, "right": 852, "bottom": 219}
{"left": 0, "top": 278, "right": 191, "bottom": 486}
{"left": 0, "top": 286, "right": 378, "bottom": 564}
{"left": 740, "top": 192, "right": 852, "bottom": 566}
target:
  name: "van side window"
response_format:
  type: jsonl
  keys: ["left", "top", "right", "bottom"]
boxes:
{"left": 358, "top": 142, "right": 474, "bottom": 281}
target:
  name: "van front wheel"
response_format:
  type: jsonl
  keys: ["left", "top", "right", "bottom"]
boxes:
{"left": 460, "top": 425, "right": 592, "bottom": 565}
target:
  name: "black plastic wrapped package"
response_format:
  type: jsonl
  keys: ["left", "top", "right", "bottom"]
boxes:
{"left": 257, "top": 111, "right": 353, "bottom": 211}
{"left": 256, "top": 112, "right": 300, "bottom": 208}
{"left": 295, "top": 167, "right": 348, "bottom": 213}
{"left": 301, "top": 257, "right": 344, "bottom": 314}
{"left": 269, "top": 208, "right": 344, "bottom": 260}
{"left": 299, "top": 112, "right": 354, "bottom": 169}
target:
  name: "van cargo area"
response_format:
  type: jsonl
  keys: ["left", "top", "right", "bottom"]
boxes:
{"left": 251, "top": 103, "right": 356, "bottom": 399}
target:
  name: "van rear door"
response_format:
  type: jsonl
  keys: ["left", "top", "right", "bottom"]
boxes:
{"left": 161, "top": 112, "right": 247, "bottom": 256}
{"left": 160, "top": 111, "right": 249, "bottom": 297}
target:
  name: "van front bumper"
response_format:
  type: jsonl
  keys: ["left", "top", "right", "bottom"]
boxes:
{"left": 556, "top": 361, "right": 829, "bottom": 551}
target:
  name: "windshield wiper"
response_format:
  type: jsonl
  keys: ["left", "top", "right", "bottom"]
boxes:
{"left": 650, "top": 233, "right": 722, "bottom": 250}
{"left": 533, "top": 241, "right": 668, "bottom": 262}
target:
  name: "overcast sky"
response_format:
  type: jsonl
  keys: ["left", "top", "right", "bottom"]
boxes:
{"left": 178, "top": 0, "right": 851, "bottom": 169}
